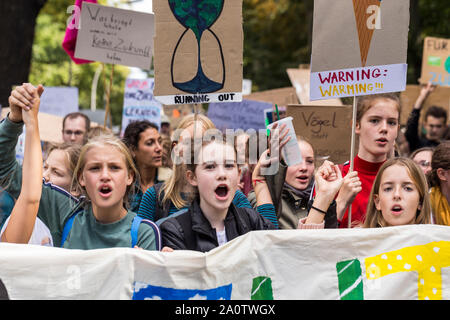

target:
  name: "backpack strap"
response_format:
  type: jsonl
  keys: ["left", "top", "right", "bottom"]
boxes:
{"left": 61, "top": 208, "right": 83, "bottom": 247}
{"left": 131, "top": 215, "right": 162, "bottom": 251}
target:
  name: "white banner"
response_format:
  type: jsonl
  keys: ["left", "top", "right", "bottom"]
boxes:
{"left": 1, "top": 225, "right": 449, "bottom": 300}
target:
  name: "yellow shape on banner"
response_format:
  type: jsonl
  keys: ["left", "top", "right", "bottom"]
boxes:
{"left": 365, "top": 241, "right": 450, "bottom": 300}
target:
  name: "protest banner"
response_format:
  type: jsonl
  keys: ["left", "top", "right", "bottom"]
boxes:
{"left": 400, "top": 85, "right": 450, "bottom": 126}
{"left": 120, "top": 78, "right": 162, "bottom": 137}
{"left": 420, "top": 37, "right": 450, "bottom": 87}
{"left": 207, "top": 99, "right": 271, "bottom": 132}
{"left": 310, "top": 0, "right": 410, "bottom": 101}
{"left": 286, "top": 66, "right": 343, "bottom": 106}
{"left": 153, "top": 0, "right": 243, "bottom": 105}
{"left": 0, "top": 225, "right": 449, "bottom": 300}
{"left": 287, "top": 104, "right": 353, "bottom": 164}
{"left": 39, "top": 87, "right": 79, "bottom": 117}
{"left": 74, "top": 2, "right": 154, "bottom": 69}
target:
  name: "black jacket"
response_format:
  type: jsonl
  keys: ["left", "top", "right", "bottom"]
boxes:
{"left": 159, "top": 199, "right": 275, "bottom": 252}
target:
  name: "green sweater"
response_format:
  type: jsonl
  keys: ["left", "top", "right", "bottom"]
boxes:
{"left": 0, "top": 116, "right": 157, "bottom": 250}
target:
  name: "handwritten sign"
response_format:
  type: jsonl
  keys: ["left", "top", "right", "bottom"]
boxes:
{"left": 153, "top": 0, "right": 243, "bottom": 105}
{"left": 420, "top": 37, "right": 450, "bottom": 87}
{"left": 310, "top": 0, "right": 409, "bottom": 100}
{"left": 245, "top": 87, "right": 299, "bottom": 107}
{"left": 74, "top": 2, "right": 154, "bottom": 69}
{"left": 287, "top": 104, "right": 353, "bottom": 164}
{"left": 39, "top": 87, "right": 79, "bottom": 117}
{"left": 207, "top": 99, "right": 272, "bottom": 132}
{"left": 286, "top": 66, "right": 343, "bottom": 105}
{"left": 120, "top": 78, "right": 162, "bottom": 137}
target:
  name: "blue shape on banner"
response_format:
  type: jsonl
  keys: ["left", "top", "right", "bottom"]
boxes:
{"left": 132, "top": 282, "right": 232, "bottom": 300}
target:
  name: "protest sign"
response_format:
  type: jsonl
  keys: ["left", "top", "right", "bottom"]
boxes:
{"left": 74, "top": 2, "right": 154, "bottom": 69}
{"left": 1, "top": 225, "right": 449, "bottom": 300}
{"left": 120, "top": 78, "right": 162, "bottom": 137}
{"left": 245, "top": 87, "right": 299, "bottom": 107}
{"left": 310, "top": 0, "right": 410, "bottom": 101}
{"left": 39, "top": 87, "right": 79, "bottom": 117}
{"left": 400, "top": 85, "right": 450, "bottom": 126}
{"left": 286, "top": 66, "right": 343, "bottom": 105}
{"left": 207, "top": 99, "right": 272, "bottom": 132}
{"left": 287, "top": 104, "right": 353, "bottom": 164}
{"left": 420, "top": 37, "right": 450, "bottom": 87}
{"left": 153, "top": 0, "right": 243, "bottom": 105}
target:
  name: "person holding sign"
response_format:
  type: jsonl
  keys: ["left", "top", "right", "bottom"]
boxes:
{"left": 299, "top": 158, "right": 431, "bottom": 228}
{"left": 336, "top": 93, "right": 401, "bottom": 228}
{"left": 405, "top": 82, "right": 448, "bottom": 153}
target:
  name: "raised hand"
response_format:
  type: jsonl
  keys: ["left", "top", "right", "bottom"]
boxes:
{"left": 8, "top": 83, "right": 44, "bottom": 123}
{"left": 335, "top": 171, "right": 362, "bottom": 220}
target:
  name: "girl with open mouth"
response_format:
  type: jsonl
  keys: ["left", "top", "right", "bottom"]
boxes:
{"left": 1, "top": 84, "right": 160, "bottom": 251}
{"left": 336, "top": 93, "right": 401, "bottom": 228}
{"left": 159, "top": 133, "right": 276, "bottom": 252}
{"left": 298, "top": 157, "right": 431, "bottom": 229}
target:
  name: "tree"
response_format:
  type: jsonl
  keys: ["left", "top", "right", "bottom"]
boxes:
{"left": 0, "top": 0, "right": 47, "bottom": 108}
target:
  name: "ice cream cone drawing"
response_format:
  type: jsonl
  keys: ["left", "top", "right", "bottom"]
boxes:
{"left": 352, "top": 0, "right": 382, "bottom": 67}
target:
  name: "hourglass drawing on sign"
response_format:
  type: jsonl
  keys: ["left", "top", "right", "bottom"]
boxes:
{"left": 169, "top": 0, "right": 225, "bottom": 94}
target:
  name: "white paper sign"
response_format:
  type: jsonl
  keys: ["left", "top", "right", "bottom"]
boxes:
{"left": 39, "top": 87, "right": 79, "bottom": 117}
{"left": 121, "top": 78, "right": 162, "bottom": 137}
{"left": 75, "top": 2, "right": 154, "bottom": 69}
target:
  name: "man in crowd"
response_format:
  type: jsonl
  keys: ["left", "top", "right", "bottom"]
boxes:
{"left": 405, "top": 82, "right": 448, "bottom": 153}
{"left": 62, "top": 112, "right": 90, "bottom": 144}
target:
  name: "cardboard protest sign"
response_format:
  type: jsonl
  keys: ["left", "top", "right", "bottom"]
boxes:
{"left": 400, "top": 85, "right": 450, "bottom": 126}
{"left": 310, "top": 0, "right": 410, "bottom": 100}
{"left": 286, "top": 66, "right": 343, "bottom": 105}
{"left": 420, "top": 37, "right": 450, "bottom": 87}
{"left": 153, "top": 0, "right": 243, "bottom": 105}
{"left": 287, "top": 104, "right": 353, "bottom": 164}
{"left": 1, "top": 225, "right": 450, "bottom": 300}
{"left": 245, "top": 87, "right": 299, "bottom": 107}
{"left": 39, "top": 87, "right": 79, "bottom": 117}
{"left": 120, "top": 78, "right": 162, "bottom": 137}
{"left": 207, "top": 99, "right": 272, "bottom": 132}
{"left": 74, "top": 2, "right": 154, "bottom": 69}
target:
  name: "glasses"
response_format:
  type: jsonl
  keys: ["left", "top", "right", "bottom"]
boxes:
{"left": 415, "top": 160, "right": 431, "bottom": 168}
{"left": 63, "top": 130, "right": 84, "bottom": 136}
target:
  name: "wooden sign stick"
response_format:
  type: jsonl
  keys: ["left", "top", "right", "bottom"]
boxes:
{"left": 348, "top": 95, "right": 357, "bottom": 228}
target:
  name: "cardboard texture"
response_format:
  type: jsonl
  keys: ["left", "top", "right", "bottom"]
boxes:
{"left": 244, "top": 87, "right": 299, "bottom": 107}
{"left": 286, "top": 67, "right": 343, "bottom": 105}
{"left": 419, "top": 37, "right": 450, "bottom": 87}
{"left": 400, "top": 85, "right": 450, "bottom": 126}
{"left": 153, "top": 0, "right": 243, "bottom": 102}
{"left": 287, "top": 104, "right": 353, "bottom": 164}
{"left": 311, "top": 0, "right": 409, "bottom": 72}
{"left": 309, "top": 0, "right": 409, "bottom": 100}
{"left": 74, "top": 2, "right": 154, "bottom": 69}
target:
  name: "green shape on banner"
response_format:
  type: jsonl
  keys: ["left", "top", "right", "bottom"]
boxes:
{"left": 336, "top": 259, "right": 364, "bottom": 300}
{"left": 251, "top": 276, "right": 273, "bottom": 300}
{"left": 445, "top": 56, "right": 450, "bottom": 73}
{"left": 427, "top": 56, "right": 441, "bottom": 67}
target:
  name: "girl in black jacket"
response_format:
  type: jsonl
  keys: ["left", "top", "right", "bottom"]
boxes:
{"left": 159, "top": 134, "right": 276, "bottom": 252}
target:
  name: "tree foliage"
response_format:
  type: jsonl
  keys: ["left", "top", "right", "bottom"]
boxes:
{"left": 29, "top": 0, "right": 130, "bottom": 127}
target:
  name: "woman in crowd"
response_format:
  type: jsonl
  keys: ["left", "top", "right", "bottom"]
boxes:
{"left": 123, "top": 120, "right": 166, "bottom": 212}
{"left": 409, "top": 147, "right": 434, "bottom": 177}
{"left": 1, "top": 84, "right": 160, "bottom": 250}
{"left": 299, "top": 157, "right": 431, "bottom": 229}
{"left": 159, "top": 134, "right": 276, "bottom": 252}
{"left": 336, "top": 93, "right": 401, "bottom": 228}
{"left": 428, "top": 141, "right": 450, "bottom": 225}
